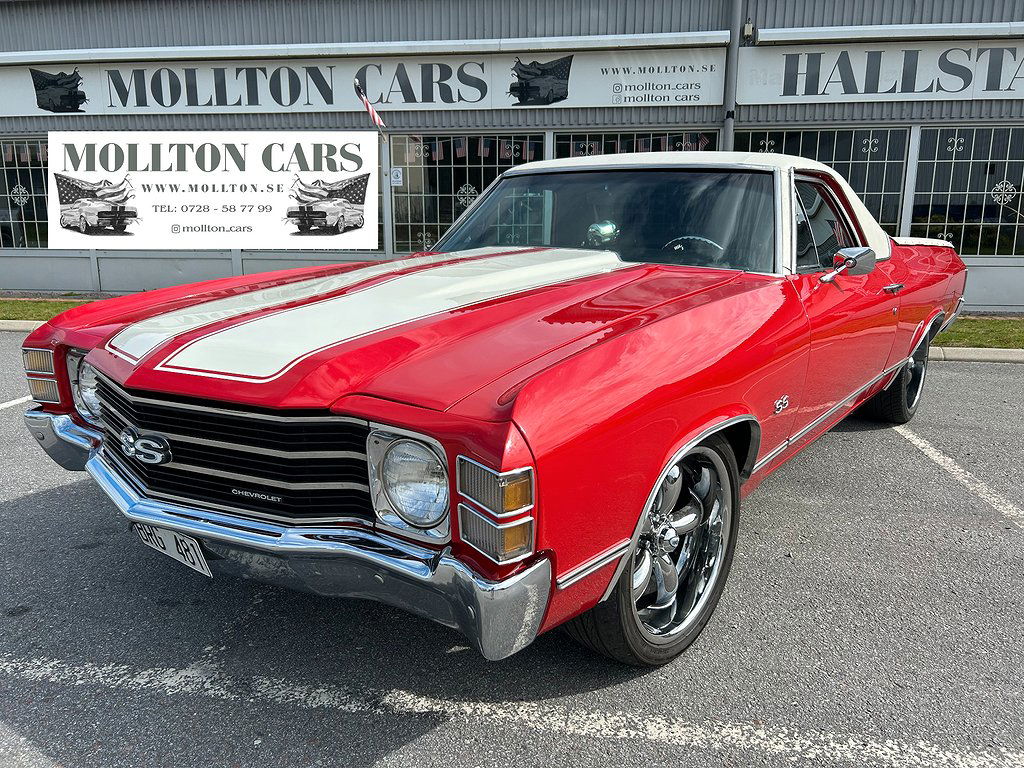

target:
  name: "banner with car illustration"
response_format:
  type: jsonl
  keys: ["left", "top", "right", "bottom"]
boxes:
{"left": 4, "top": 48, "right": 724, "bottom": 117}
{"left": 46, "top": 131, "right": 379, "bottom": 250}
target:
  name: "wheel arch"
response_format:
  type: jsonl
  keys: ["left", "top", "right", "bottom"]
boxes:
{"left": 598, "top": 412, "right": 759, "bottom": 602}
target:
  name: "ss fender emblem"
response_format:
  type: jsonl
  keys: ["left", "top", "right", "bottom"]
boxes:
{"left": 773, "top": 394, "right": 790, "bottom": 415}
{"left": 118, "top": 427, "right": 173, "bottom": 465}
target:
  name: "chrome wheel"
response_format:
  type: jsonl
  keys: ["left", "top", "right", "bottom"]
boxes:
{"left": 905, "top": 341, "right": 929, "bottom": 410}
{"left": 630, "top": 446, "right": 732, "bottom": 643}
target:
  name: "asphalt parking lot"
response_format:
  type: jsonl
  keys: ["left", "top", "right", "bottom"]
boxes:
{"left": 1, "top": 330, "right": 1022, "bottom": 768}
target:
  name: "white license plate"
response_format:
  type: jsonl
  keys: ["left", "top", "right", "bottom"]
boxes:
{"left": 133, "top": 523, "right": 212, "bottom": 578}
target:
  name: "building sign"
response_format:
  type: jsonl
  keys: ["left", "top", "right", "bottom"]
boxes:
{"left": 1, "top": 48, "right": 725, "bottom": 117}
{"left": 738, "top": 39, "right": 1024, "bottom": 104}
{"left": 47, "top": 131, "right": 379, "bottom": 250}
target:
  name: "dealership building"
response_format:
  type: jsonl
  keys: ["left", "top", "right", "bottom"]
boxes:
{"left": 0, "top": 0, "right": 1022, "bottom": 311}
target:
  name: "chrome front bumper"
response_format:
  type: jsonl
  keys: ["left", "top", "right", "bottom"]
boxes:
{"left": 24, "top": 408, "right": 552, "bottom": 660}
{"left": 24, "top": 407, "right": 102, "bottom": 470}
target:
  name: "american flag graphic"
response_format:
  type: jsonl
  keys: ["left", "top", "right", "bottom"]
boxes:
{"left": 477, "top": 138, "right": 492, "bottom": 158}
{"left": 291, "top": 173, "right": 370, "bottom": 205}
{"left": 455, "top": 138, "right": 467, "bottom": 158}
{"left": 353, "top": 78, "right": 386, "bottom": 133}
{"left": 54, "top": 173, "right": 132, "bottom": 206}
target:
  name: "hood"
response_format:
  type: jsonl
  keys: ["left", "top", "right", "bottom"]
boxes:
{"left": 79, "top": 247, "right": 740, "bottom": 415}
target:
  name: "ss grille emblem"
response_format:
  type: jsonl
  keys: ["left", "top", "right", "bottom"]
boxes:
{"left": 118, "top": 427, "right": 173, "bottom": 465}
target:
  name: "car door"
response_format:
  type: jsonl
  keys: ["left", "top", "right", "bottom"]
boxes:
{"left": 785, "top": 175, "right": 900, "bottom": 443}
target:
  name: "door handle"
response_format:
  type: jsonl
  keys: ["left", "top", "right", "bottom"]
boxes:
{"left": 882, "top": 283, "right": 904, "bottom": 294}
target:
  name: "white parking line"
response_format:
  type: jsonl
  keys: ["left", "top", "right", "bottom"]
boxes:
{"left": 894, "top": 425, "right": 1024, "bottom": 529}
{"left": 0, "top": 653, "right": 1020, "bottom": 768}
{"left": 0, "top": 396, "right": 30, "bottom": 411}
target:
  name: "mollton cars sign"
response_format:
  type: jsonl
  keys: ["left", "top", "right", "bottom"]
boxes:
{"left": 1, "top": 49, "right": 724, "bottom": 116}
{"left": 47, "top": 131, "right": 379, "bottom": 250}
{"left": 738, "top": 39, "right": 1024, "bottom": 104}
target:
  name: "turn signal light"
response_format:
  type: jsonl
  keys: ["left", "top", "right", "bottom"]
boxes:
{"left": 23, "top": 348, "right": 55, "bottom": 374}
{"left": 27, "top": 377, "right": 60, "bottom": 404}
{"left": 458, "top": 504, "right": 534, "bottom": 564}
{"left": 457, "top": 457, "right": 534, "bottom": 517}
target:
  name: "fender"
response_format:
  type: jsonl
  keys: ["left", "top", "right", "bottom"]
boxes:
{"left": 537, "top": 407, "right": 760, "bottom": 633}
{"left": 595, "top": 410, "right": 759, "bottom": 603}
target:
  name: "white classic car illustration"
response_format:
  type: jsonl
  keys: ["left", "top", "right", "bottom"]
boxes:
{"left": 286, "top": 198, "right": 366, "bottom": 234}
{"left": 59, "top": 198, "right": 138, "bottom": 234}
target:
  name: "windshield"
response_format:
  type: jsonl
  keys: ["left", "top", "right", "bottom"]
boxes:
{"left": 436, "top": 169, "right": 776, "bottom": 272}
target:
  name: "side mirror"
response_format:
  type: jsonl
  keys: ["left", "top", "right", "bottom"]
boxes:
{"left": 820, "top": 246, "right": 875, "bottom": 283}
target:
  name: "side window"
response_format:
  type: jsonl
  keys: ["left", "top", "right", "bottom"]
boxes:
{"left": 794, "top": 181, "right": 856, "bottom": 271}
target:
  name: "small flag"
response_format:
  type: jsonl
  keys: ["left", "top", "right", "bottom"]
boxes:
{"left": 698, "top": 134, "right": 710, "bottom": 150}
{"left": 478, "top": 137, "right": 491, "bottom": 158}
{"left": 2, "top": 144, "right": 12, "bottom": 163}
{"left": 455, "top": 138, "right": 466, "bottom": 158}
{"left": 432, "top": 140, "right": 445, "bottom": 161}
{"left": 353, "top": 77, "right": 387, "bottom": 139}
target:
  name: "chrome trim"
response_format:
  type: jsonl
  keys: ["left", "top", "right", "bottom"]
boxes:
{"left": 102, "top": 448, "right": 370, "bottom": 526}
{"left": 456, "top": 455, "right": 535, "bottom": 519}
{"left": 25, "top": 376, "right": 61, "bottom": 404}
{"left": 86, "top": 451, "right": 552, "bottom": 661}
{"left": 96, "top": 372, "right": 367, "bottom": 425}
{"left": 457, "top": 503, "right": 535, "bottom": 565}
{"left": 22, "top": 347, "right": 55, "bottom": 375}
{"left": 556, "top": 539, "right": 631, "bottom": 590}
{"left": 156, "top": 460, "right": 369, "bottom": 492}
{"left": 750, "top": 357, "right": 913, "bottom": 476}
{"left": 751, "top": 440, "right": 788, "bottom": 475}
{"left": 940, "top": 296, "right": 966, "bottom": 333}
{"left": 600, "top": 413, "right": 758, "bottom": 603}
{"left": 23, "top": 408, "right": 102, "bottom": 471}
{"left": 114, "top": 426, "right": 365, "bottom": 461}
{"left": 366, "top": 424, "right": 451, "bottom": 544}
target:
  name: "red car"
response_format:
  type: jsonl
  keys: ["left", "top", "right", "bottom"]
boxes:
{"left": 22, "top": 152, "right": 966, "bottom": 665}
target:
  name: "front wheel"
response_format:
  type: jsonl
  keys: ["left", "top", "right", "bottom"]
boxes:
{"left": 860, "top": 338, "right": 929, "bottom": 424}
{"left": 564, "top": 434, "right": 740, "bottom": 666}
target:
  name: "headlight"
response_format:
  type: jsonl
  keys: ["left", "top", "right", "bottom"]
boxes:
{"left": 381, "top": 439, "right": 450, "bottom": 528}
{"left": 67, "top": 351, "right": 102, "bottom": 425}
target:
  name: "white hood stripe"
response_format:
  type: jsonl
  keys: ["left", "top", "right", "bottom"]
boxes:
{"left": 157, "top": 249, "right": 627, "bottom": 382}
{"left": 106, "top": 247, "right": 517, "bottom": 363}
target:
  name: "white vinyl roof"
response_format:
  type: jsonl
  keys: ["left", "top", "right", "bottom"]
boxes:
{"left": 504, "top": 151, "right": 837, "bottom": 176}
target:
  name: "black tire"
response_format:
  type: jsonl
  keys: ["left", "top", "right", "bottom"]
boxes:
{"left": 112, "top": 223, "right": 127, "bottom": 233}
{"left": 860, "top": 337, "right": 930, "bottom": 424}
{"left": 564, "top": 434, "right": 740, "bottom": 666}
{"left": 297, "top": 223, "right": 311, "bottom": 233}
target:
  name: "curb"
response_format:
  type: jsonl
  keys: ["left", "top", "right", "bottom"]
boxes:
{"left": 0, "top": 322, "right": 1021, "bottom": 362}
{"left": 0, "top": 320, "right": 45, "bottom": 333}
{"left": 930, "top": 346, "right": 1024, "bottom": 363}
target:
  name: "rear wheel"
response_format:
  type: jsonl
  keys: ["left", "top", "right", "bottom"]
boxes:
{"left": 564, "top": 434, "right": 739, "bottom": 666}
{"left": 861, "top": 337, "right": 930, "bottom": 424}
{"left": 78, "top": 216, "right": 88, "bottom": 234}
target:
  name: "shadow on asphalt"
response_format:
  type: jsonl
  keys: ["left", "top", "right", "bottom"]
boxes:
{"left": 2, "top": 479, "right": 646, "bottom": 712}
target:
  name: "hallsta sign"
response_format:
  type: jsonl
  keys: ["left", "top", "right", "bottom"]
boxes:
{"left": 5, "top": 48, "right": 724, "bottom": 116}
{"left": 47, "top": 131, "right": 379, "bottom": 250}
{"left": 738, "top": 39, "right": 1024, "bottom": 104}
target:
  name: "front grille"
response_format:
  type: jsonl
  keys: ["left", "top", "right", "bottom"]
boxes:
{"left": 96, "top": 375, "right": 373, "bottom": 525}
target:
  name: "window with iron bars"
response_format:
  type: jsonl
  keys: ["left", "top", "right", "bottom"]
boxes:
{"left": 911, "top": 127, "right": 1024, "bottom": 257}
{"left": 389, "top": 134, "right": 544, "bottom": 253}
{"left": 1, "top": 137, "right": 48, "bottom": 248}
{"left": 735, "top": 129, "right": 909, "bottom": 237}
